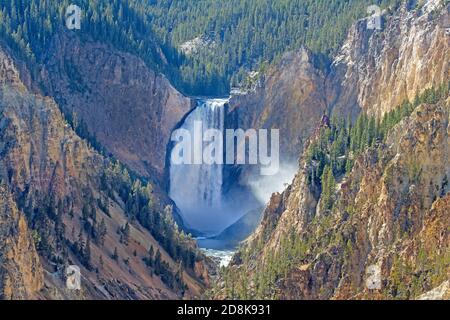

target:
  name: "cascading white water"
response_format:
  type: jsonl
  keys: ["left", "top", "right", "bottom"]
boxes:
{"left": 169, "top": 98, "right": 228, "bottom": 234}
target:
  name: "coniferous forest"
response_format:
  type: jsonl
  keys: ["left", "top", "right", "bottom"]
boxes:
{"left": 0, "top": 0, "right": 402, "bottom": 96}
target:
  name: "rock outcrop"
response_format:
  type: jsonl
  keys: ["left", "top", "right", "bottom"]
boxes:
{"left": 329, "top": 0, "right": 450, "bottom": 118}
{"left": 227, "top": 48, "right": 328, "bottom": 164}
{"left": 417, "top": 280, "right": 450, "bottom": 300}
{"left": 0, "top": 185, "right": 43, "bottom": 299}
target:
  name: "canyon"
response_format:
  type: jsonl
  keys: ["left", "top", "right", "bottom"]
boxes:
{"left": 0, "top": 0, "right": 449, "bottom": 300}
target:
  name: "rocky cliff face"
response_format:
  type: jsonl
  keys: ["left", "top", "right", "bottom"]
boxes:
{"left": 38, "top": 33, "right": 193, "bottom": 183}
{"left": 214, "top": 1, "right": 450, "bottom": 300}
{"left": 329, "top": 0, "right": 449, "bottom": 119}
{"left": 227, "top": 48, "right": 328, "bottom": 164}
{"left": 223, "top": 48, "right": 327, "bottom": 229}
{"left": 0, "top": 46, "right": 207, "bottom": 300}
{"left": 0, "top": 185, "right": 43, "bottom": 299}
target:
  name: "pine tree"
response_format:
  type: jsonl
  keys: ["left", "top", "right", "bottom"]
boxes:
{"left": 98, "top": 218, "right": 107, "bottom": 246}
{"left": 85, "top": 236, "right": 92, "bottom": 269}
{"left": 321, "top": 165, "right": 336, "bottom": 211}
{"left": 99, "top": 255, "right": 104, "bottom": 269}
{"left": 77, "top": 229, "right": 85, "bottom": 257}
{"left": 122, "top": 222, "right": 130, "bottom": 246}
{"left": 154, "top": 249, "right": 162, "bottom": 275}
{"left": 112, "top": 247, "right": 119, "bottom": 261}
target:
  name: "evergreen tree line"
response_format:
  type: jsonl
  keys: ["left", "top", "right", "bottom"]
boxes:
{"left": 147, "top": 0, "right": 402, "bottom": 95}
{"left": 0, "top": 0, "right": 402, "bottom": 96}
{"left": 0, "top": 0, "right": 180, "bottom": 89}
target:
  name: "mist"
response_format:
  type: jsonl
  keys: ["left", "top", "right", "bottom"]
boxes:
{"left": 245, "top": 162, "right": 298, "bottom": 204}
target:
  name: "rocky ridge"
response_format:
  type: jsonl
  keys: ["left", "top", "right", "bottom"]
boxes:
{"left": 0, "top": 45, "right": 207, "bottom": 299}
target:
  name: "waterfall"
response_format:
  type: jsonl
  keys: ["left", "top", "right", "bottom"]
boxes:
{"left": 169, "top": 98, "right": 228, "bottom": 234}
